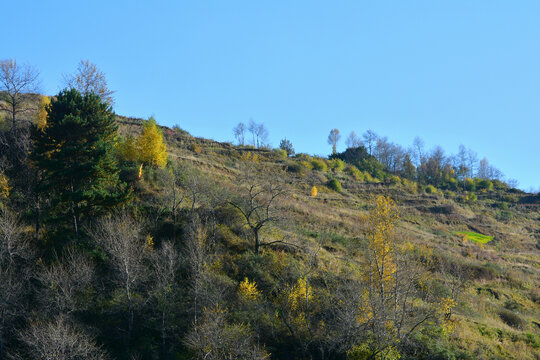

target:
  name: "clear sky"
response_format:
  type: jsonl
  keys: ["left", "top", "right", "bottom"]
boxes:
{"left": 3, "top": 1, "right": 539, "bottom": 191}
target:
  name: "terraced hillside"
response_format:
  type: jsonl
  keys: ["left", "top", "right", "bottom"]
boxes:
{"left": 118, "top": 116, "right": 540, "bottom": 359}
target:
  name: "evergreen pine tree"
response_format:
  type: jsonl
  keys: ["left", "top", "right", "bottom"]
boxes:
{"left": 32, "top": 89, "right": 129, "bottom": 242}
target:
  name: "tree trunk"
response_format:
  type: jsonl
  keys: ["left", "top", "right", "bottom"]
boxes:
{"left": 11, "top": 100, "right": 16, "bottom": 130}
{"left": 254, "top": 229, "right": 260, "bottom": 255}
{"left": 161, "top": 304, "right": 167, "bottom": 359}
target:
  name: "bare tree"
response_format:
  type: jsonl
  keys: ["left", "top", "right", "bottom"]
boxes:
{"left": 15, "top": 317, "right": 108, "bottom": 360}
{"left": 91, "top": 213, "right": 147, "bottom": 353}
{"left": 229, "top": 158, "right": 287, "bottom": 255}
{"left": 327, "top": 128, "right": 341, "bottom": 154}
{"left": 0, "top": 207, "right": 32, "bottom": 359}
{"left": 183, "top": 214, "right": 218, "bottom": 325}
{"left": 180, "top": 163, "right": 210, "bottom": 212}
{"left": 454, "top": 144, "right": 469, "bottom": 180}
{"left": 247, "top": 119, "right": 269, "bottom": 148}
{"left": 411, "top": 136, "right": 425, "bottom": 167}
{"left": 185, "top": 305, "right": 269, "bottom": 360}
{"left": 255, "top": 122, "right": 269, "bottom": 148}
{"left": 233, "top": 122, "right": 246, "bottom": 145}
{"left": 467, "top": 148, "right": 478, "bottom": 178}
{"left": 150, "top": 241, "right": 180, "bottom": 359}
{"left": 345, "top": 131, "right": 362, "bottom": 149}
{"left": 38, "top": 247, "right": 94, "bottom": 315}
{"left": 63, "top": 60, "right": 114, "bottom": 106}
{"left": 248, "top": 119, "right": 257, "bottom": 147}
{"left": 0, "top": 207, "right": 31, "bottom": 269}
{"left": 0, "top": 59, "right": 40, "bottom": 129}
{"left": 362, "top": 130, "right": 378, "bottom": 155}
{"left": 144, "top": 167, "right": 185, "bottom": 234}
{"left": 150, "top": 240, "right": 180, "bottom": 358}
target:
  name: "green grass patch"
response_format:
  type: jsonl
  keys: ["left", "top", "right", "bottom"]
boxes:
{"left": 454, "top": 231, "right": 494, "bottom": 244}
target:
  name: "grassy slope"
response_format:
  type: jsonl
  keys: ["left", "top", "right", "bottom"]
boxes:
{"left": 127, "top": 117, "right": 539, "bottom": 358}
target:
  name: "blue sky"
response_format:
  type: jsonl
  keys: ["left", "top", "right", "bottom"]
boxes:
{"left": 3, "top": 1, "right": 539, "bottom": 191}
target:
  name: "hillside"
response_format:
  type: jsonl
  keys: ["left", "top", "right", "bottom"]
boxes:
{"left": 0, "top": 107, "right": 538, "bottom": 360}
{"left": 118, "top": 117, "right": 540, "bottom": 359}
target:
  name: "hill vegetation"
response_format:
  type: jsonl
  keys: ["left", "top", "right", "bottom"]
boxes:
{"left": 0, "top": 59, "right": 539, "bottom": 360}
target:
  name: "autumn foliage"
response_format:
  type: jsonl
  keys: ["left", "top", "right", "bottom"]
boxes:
{"left": 138, "top": 117, "right": 168, "bottom": 168}
{"left": 363, "top": 195, "right": 399, "bottom": 288}
{"left": 117, "top": 117, "right": 168, "bottom": 168}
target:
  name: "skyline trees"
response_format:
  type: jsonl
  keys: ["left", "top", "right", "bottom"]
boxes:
{"left": 233, "top": 119, "right": 269, "bottom": 148}
{"left": 327, "top": 128, "right": 341, "bottom": 154}
{"left": 63, "top": 60, "right": 115, "bottom": 106}
{"left": 334, "top": 128, "right": 508, "bottom": 186}
{"left": 0, "top": 59, "right": 40, "bottom": 129}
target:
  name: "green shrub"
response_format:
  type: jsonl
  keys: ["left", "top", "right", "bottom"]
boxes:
{"left": 301, "top": 161, "right": 314, "bottom": 170}
{"left": 327, "top": 179, "right": 342, "bottom": 192}
{"left": 498, "top": 309, "right": 525, "bottom": 329}
{"left": 447, "top": 177, "right": 459, "bottom": 190}
{"left": 464, "top": 177, "right": 475, "bottom": 191}
{"left": 272, "top": 148, "right": 288, "bottom": 159}
{"left": 467, "top": 192, "right": 477, "bottom": 204}
{"left": 388, "top": 175, "right": 401, "bottom": 185}
{"left": 286, "top": 162, "right": 307, "bottom": 176}
{"left": 328, "top": 158, "right": 346, "bottom": 172}
{"left": 402, "top": 178, "right": 418, "bottom": 193}
{"left": 189, "top": 143, "right": 202, "bottom": 154}
{"left": 294, "top": 153, "right": 312, "bottom": 161}
{"left": 363, "top": 172, "right": 374, "bottom": 182}
{"left": 496, "top": 210, "right": 513, "bottom": 222}
{"left": 492, "top": 179, "right": 509, "bottom": 190}
{"left": 496, "top": 201, "right": 508, "bottom": 210}
{"left": 425, "top": 185, "right": 437, "bottom": 194}
{"left": 476, "top": 178, "right": 493, "bottom": 191}
{"left": 346, "top": 165, "right": 364, "bottom": 181}
{"left": 311, "top": 159, "right": 327, "bottom": 172}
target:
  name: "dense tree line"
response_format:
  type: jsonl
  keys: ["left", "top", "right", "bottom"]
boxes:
{"left": 324, "top": 128, "right": 512, "bottom": 191}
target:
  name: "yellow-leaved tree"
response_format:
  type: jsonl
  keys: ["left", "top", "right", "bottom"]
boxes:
{"left": 36, "top": 95, "right": 51, "bottom": 129}
{"left": 238, "top": 277, "right": 262, "bottom": 302}
{"left": 363, "top": 195, "right": 399, "bottom": 290}
{"left": 349, "top": 195, "right": 448, "bottom": 360}
{"left": 0, "top": 172, "right": 10, "bottom": 199}
{"left": 137, "top": 117, "right": 168, "bottom": 168}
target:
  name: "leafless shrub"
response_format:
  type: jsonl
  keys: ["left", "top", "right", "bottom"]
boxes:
{"left": 90, "top": 212, "right": 147, "bottom": 352}
{"left": 14, "top": 317, "right": 107, "bottom": 360}
{"left": 185, "top": 306, "right": 269, "bottom": 360}
{"left": 38, "top": 247, "right": 94, "bottom": 314}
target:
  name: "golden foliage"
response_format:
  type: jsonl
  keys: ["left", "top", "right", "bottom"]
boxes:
{"left": 288, "top": 277, "right": 312, "bottom": 311}
{"left": 310, "top": 185, "right": 318, "bottom": 197}
{"left": 138, "top": 163, "right": 143, "bottom": 179}
{"left": 437, "top": 297, "right": 457, "bottom": 334}
{"left": 137, "top": 117, "right": 168, "bottom": 168}
{"left": 362, "top": 196, "right": 399, "bottom": 287}
{"left": 238, "top": 277, "right": 261, "bottom": 301}
{"left": 145, "top": 235, "right": 155, "bottom": 252}
{"left": 242, "top": 151, "right": 259, "bottom": 163}
{"left": 0, "top": 172, "right": 10, "bottom": 199}
{"left": 357, "top": 290, "right": 373, "bottom": 324}
{"left": 36, "top": 95, "right": 50, "bottom": 129}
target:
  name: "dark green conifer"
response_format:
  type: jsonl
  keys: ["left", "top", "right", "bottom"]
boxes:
{"left": 32, "top": 89, "right": 129, "bottom": 242}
